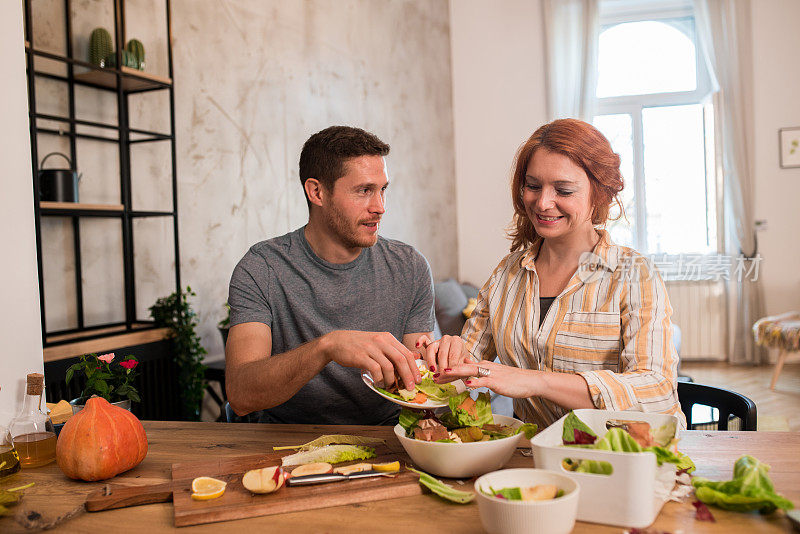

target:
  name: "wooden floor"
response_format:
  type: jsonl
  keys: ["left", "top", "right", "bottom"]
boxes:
{"left": 681, "top": 361, "right": 800, "bottom": 432}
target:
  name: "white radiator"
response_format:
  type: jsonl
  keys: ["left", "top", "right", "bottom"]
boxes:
{"left": 665, "top": 281, "right": 727, "bottom": 361}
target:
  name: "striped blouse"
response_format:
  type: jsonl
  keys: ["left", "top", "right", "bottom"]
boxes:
{"left": 462, "top": 230, "right": 686, "bottom": 429}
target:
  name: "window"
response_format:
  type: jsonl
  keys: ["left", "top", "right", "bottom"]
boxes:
{"left": 592, "top": 1, "right": 717, "bottom": 257}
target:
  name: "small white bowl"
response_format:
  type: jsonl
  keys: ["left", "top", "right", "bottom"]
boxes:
{"left": 393, "top": 414, "right": 525, "bottom": 478}
{"left": 474, "top": 468, "right": 580, "bottom": 534}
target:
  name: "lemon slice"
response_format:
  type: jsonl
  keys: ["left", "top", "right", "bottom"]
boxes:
{"left": 191, "top": 476, "right": 227, "bottom": 500}
{"left": 372, "top": 461, "right": 400, "bottom": 473}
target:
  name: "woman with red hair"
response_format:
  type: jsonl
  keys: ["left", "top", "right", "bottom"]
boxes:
{"left": 422, "top": 118, "right": 684, "bottom": 428}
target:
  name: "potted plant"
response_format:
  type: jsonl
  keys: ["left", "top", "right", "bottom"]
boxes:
{"left": 149, "top": 286, "right": 207, "bottom": 421}
{"left": 218, "top": 302, "right": 230, "bottom": 347}
{"left": 65, "top": 352, "right": 141, "bottom": 414}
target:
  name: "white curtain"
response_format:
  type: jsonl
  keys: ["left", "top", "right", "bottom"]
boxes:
{"left": 542, "top": 0, "right": 600, "bottom": 121}
{"left": 694, "top": 0, "right": 766, "bottom": 364}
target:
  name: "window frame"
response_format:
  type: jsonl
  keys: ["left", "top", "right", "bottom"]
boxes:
{"left": 595, "top": 1, "right": 720, "bottom": 261}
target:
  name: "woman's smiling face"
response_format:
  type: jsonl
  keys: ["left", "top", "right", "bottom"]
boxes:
{"left": 522, "top": 148, "right": 595, "bottom": 242}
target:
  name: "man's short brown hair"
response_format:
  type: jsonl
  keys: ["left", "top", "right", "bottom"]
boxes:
{"left": 299, "top": 126, "right": 390, "bottom": 206}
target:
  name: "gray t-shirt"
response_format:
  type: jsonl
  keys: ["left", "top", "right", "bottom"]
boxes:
{"left": 227, "top": 226, "right": 435, "bottom": 425}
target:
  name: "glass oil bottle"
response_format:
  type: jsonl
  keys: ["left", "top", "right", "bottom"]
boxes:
{"left": 9, "top": 373, "right": 56, "bottom": 468}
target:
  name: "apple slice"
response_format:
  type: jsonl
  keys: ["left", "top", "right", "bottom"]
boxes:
{"left": 290, "top": 462, "right": 333, "bottom": 478}
{"left": 242, "top": 466, "right": 285, "bottom": 494}
{"left": 520, "top": 484, "right": 559, "bottom": 501}
{"left": 332, "top": 462, "right": 373, "bottom": 475}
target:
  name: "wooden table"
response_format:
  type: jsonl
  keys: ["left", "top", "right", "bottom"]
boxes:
{"left": 1, "top": 423, "right": 797, "bottom": 532}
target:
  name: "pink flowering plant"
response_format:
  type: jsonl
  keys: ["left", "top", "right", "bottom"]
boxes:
{"left": 65, "top": 352, "right": 141, "bottom": 403}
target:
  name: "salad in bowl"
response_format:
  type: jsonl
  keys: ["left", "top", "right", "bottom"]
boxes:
{"left": 393, "top": 392, "right": 538, "bottom": 478}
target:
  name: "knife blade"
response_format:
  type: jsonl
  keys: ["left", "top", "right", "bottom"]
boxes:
{"left": 287, "top": 469, "right": 400, "bottom": 486}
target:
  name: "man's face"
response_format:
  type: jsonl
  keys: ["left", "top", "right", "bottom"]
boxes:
{"left": 321, "top": 155, "right": 388, "bottom": 249}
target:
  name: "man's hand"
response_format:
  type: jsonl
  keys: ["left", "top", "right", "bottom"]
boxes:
{"left": 321, "top": 330, "right": 422, "bottom": 391}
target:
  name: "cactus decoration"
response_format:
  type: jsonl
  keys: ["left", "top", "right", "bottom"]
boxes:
{"left": 103, "top": 50, "right": 139, "bottom": 69}
{"left": 88, "top": 27, "right": 113, "bottom": 67}
{"left": 126, "top": 39, "right": 145, "bottom": 71}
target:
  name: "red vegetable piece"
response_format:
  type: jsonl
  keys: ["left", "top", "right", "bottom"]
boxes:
{"left": 564, "top": 429, "right": 597, "bottom": 445}
{"left": 692, "top": 500, "right": 716, "bottom": 522}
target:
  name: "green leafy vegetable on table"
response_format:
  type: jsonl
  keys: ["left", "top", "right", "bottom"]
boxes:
{"left": 693, "top": 455, "right": 794, "bottom": 514}
{"left": 408, "top": 467, "right": 475, "bottom": 504}
{"left": 272, "top": 434, "right": 385, "bottom": 451}
{"left": 280, "top": 444, "right": 376, "bottom": 466}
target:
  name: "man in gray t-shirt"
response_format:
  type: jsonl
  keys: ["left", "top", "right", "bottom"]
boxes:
{"left": 226, "top": 126, "right": 435, "bottom": 425}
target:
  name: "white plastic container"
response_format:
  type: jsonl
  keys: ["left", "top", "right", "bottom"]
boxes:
{"left": 531, "top": 409, "right": 680, "bottom": 529}
{"left": 474, "top": 468, "right": 580, "bottom": 534}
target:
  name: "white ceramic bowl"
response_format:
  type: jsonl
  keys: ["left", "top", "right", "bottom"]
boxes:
{"left": 474, "top": 468, "right": 580, "bottom": 534}
{"left": 393, "top": 414, "right": 525, "bottom": 478}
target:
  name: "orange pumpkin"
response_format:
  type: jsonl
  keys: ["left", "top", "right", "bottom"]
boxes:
{"left": 56, "top": 396, "right": 148, "bottom": 481}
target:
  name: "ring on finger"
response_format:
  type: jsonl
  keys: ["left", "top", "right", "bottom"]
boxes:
{"left": 477, "top": 367, "right": 491, "bottom": 378}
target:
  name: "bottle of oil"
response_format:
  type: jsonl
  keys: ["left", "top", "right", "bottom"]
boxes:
{"left": 9, "top": 373, "right": 56, "bottom": 468}
{"left": 0, "top": 425, "right": 21, "bottom": 478}
{"left": 1, "top": 384, "right": 21, "bottom": 478}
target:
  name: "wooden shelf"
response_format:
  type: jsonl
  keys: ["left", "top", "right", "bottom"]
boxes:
{"left": 74, "top": 66, "right": 172, "bottom": 92}
{"left": 40, "top": 201, "right": 124, "bottom": 212}
{"left": 44, "top": 327, "right": 172, "bottom": 362}
{"left": 46, "top": 322, "right": 153, "bottom": 343}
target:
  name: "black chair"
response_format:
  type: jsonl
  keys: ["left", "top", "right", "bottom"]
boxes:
{"left": 204, "top": 360, "right": 227, "bottom": 422}
{"left": 677, "top": 381, "right": 757, "bottom": 431}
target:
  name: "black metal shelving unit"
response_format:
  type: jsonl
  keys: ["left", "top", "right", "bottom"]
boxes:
{"left": 23, "top": 0, "right": 180, "bottom": 350}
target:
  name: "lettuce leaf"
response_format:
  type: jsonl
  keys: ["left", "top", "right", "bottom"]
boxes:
{"left": 416, "top": 378, "right": 457, "bottom": 402}
{"left": 692, "top": 455, "right": 794, "bottom": 513}
{"left": 399, "top": 409, "right": 424, "bottom": 435}
{"left": 652, "top": 421, "right": 677, "bottom": 447}
{"left": 408, "top": 468, "right": 475, "bottom": 504}
{"left": 374, "top": 386, "right": 403, "bottom": 400}
{"left": 562, "top": 411, "right": 597, "bottom": 444}
{"left": 516, "top": 423, "right": 539, "bottom": 439}
{"left": 565, "top": 427, "right": 695, "bottom": 475}
{"left": 446, "top": 392, "right": 493, "bottom": 427}
{"left": 489, "top": 486, "right": 522, "bottom": 500}
{"left": 273, "top": 434, "right": 385, "bottom": 452}
{"left": 281, "top": 445, "right": 376, "bottom": 466}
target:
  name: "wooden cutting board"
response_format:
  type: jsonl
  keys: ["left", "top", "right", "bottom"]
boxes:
{"left": 87, "top": 446, "right": 423, "bottom": 527}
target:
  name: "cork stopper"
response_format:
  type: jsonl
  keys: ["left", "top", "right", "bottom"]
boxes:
{"left": 26, "top": 373, "right": 44, "bottom": 395}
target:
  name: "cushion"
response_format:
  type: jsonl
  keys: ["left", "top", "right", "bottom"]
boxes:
{"left": 434, "top": 279, "right": 480, "bottom": 337}
{"left": 434, "top": 279, "right": 469, "bottom": 337}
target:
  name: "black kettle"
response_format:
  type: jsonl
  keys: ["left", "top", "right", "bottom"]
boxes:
{"left": 39, "top": 152, "right": 82, "bottom": 202}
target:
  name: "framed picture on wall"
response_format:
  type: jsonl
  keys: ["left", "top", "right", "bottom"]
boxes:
{"left": 779, "top": 127, "right": 800, "bottom": 168}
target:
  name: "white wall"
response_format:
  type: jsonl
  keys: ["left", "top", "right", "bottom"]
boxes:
{"left": 0, "top": 1, "right": 44, "bottom": 427}
{"left": 751, "top": 0, "right": 800, "bottom": 361}
{"left": 450, "top": 0, "right": 549, "bottom": 287}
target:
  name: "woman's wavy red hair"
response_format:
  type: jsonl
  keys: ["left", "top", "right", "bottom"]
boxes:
{"left": 508, "top": 118, "right": 624, "bottom": 252}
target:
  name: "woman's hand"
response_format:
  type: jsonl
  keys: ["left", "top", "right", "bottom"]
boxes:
{"left": 441, "top": 360, "right": 540, "bottom": 399}
{"left": 415, "top": 334, "right": 472, "bottom": 378}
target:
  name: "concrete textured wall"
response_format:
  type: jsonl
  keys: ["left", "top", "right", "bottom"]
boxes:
{"left": 32, "top": 0, "right": 457, "bottom": 361}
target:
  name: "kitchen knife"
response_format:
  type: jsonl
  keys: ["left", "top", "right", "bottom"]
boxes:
{"left": 287, "top": 469, "right": 400, "bottom": 486}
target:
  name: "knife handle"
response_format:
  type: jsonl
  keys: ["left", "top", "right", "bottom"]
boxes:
{"left": 287, "top": 473, "right": 346, "bottom": 486}
{"left": 84, "top": 482, "right": 173, "bottom": 511}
